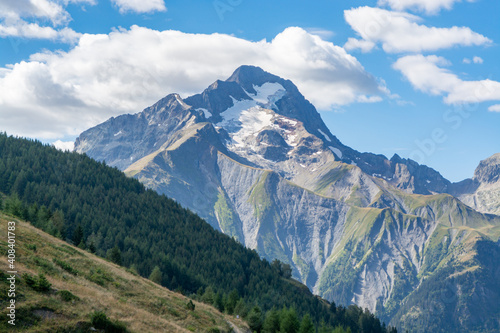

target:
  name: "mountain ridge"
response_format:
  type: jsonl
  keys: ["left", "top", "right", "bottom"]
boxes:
{"left": 76, "top": 65, "right": 456, "bottom": 196}
{"left": 1, "top": 132, "right": 399, "bottom": 333}
{"left": 450, "top": 153, "right": 500, "bottom": 215}
{"left": 75, "top": 65, "right": 500, "bottom": 332}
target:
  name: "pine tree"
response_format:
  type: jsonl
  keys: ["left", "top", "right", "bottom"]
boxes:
{"left": 281, "top": 263, "right": 292, "bottom": 279}
{"left": 186, "top": 300, "right": 195, "bottom": 311}
{"left": 262, "top": 308, "right": 281, "bottom": 333}
{"left": 225, "top": 289, "right": 239, "bottom": 315}
{"left": 213, "top": 292, "right": 224, "bottom": 312}
{"left": 51, "top": 210, "right": 66, "bottom": 240}
{"left": 318, "top": 321, "right": 331, "bottom": 333}
{"left": 280, "top": 308, "right": 300, "bottom": 333}
{"left": 299, "top": 314, "right": 315, "bottom": 333}
{"left": 330, "top": 300, "right": 337, "bottom": 314}
{"left": 201, "top": 286, "right": 215, "bottom": 304}
{"left": 149, "top": 266, "right": 162, "bottom": 284}
{"left": 234, "top": 299, "right": 248, "bottom": 318}
{"left": 37, "top": 274, "right": 51, "bottom": 292}
{"left": 247, "top": 306, "right": 263, "bottom": 333}
{"left": 4, "top": 194, "right": 22, "bottom": 217}
{"left": 72, "top": 225, "right": 84, "bottom": 246}
{"left": 11, "top": 171, "right": 28, "bottom": 197}
{"left": 107, "top": 245, "right": 122, "bottom": 265}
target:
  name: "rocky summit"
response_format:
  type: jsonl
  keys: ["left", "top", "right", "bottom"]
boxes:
{"left": 450, "top": 153, "right": 500, "bottom": 215}
{"left": 75, "top": 66, "right": 500, "bottom": 332}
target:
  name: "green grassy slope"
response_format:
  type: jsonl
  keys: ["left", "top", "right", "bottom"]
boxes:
{"left": 0, "top": 214, "right": 247, "bottom": 332}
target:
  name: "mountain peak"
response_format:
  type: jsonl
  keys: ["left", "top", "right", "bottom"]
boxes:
{"left": 390, "top": 153, "right": 402, "bottom": 163}
{"left": 481, "top": 152, "right": 500, "bottom": 165}
{"left": 474, "top": 153, "right": 500, "bottom": 184}
{"left": 227, "top": 65, "right": 278, "bottom": 82}
{"left": 227, "top": 65, "right": 282, "bottom": 94}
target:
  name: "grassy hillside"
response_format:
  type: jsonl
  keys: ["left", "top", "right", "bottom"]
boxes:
{"left": 0, "top": 214, "right": 248, "bottom": 332}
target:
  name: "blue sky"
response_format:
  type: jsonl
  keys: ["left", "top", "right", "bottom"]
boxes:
{"left": 0, "top": 0, "right": 499, "bottom": 182}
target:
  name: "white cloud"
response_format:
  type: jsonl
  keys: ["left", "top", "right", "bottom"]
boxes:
{"left": 52, "top": 140, "right": 75, "bottom": 151}
{"left": 344, "top": 37, "right": 376, "bottom": 53}
{"left": 0, "top": 26, "right": 385, "bottom": 140}
{"left": 378, "top": 0, "right": 476, "bottom": 15}
{"left": 393, "top": 54, "right": 500, "bottom": 104}
{"left": 488, "top": 105, "right": 500, "bottom": 113}
{"left": 0, "top": 20, "right": 80, "bottom": 42}
{"left": 344, "top": 6, "right": 490, "bottom": 53}
{"left": 0, "top": 0, "right": 69, "bottom": 25}
{"left": 111, "top": 0, "right": 166, "bottom": 14}
{"left": 472, "top": 56, "right": 483, "bottom": 64}
{"left": 357, "top": 95, "right": 383, "bottom": 103}
{"left": 0, "top": 0, "right": 93, "bottom": 42}
{"left": 304, "top": 28, "right": 335, "bottom": 40}
{"left": 0, "top": 21, "right": 58, "bottom": 39}
{"left": 63, "top": 0, "right": 96, "bottom": 4}
{"left": 463, "top": 56, "right": 483, "bottom": 64}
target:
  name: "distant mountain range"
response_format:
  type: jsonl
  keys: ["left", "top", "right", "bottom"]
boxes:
{"left": 75, "top": 65, "right": 500, "bottom": 332}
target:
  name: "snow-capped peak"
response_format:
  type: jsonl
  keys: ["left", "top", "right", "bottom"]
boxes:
{"left": 215, "top": 82, "right": 286, "bottom": 147}
{"left": 249, "top": 82, "right": 286, "bottom": 109}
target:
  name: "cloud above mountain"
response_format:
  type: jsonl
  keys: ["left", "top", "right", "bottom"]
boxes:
{"left": 378, "top": 0, "right": 476, "bottom": 14}
{"left": 0, "top": 0, "right": 93, "bottom": 42}
{"left": 111, "top": 0, "right": 167, "bottom": 14}
{"left": 393, "top": 54, "right": 500, "bottom": 104}
{"left": 0, "top": 0, "right": 166, "bottom": 41}
{"left": 0, "top": 26, "right": 384, "bottom": 139}
{"left": 0, "top": 0, "right": 71, "bottom": 26}
{"left": 344, "top": 6, "right": 490, "bottom": 53}
{"left": 344, "top": 4, "right": 498, "bottom": 110}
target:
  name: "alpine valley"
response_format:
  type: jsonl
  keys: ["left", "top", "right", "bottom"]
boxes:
{"left": 75, "top": 66, "right": 500, "bottom": 332}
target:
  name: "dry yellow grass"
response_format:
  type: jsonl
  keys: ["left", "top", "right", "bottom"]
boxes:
{"left": 0, "top": 214, "right": 249, "bottom": 332}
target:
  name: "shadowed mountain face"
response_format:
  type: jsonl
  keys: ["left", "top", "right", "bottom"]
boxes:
{"left": 75, "top": 65, "right": 500, "bottom": 332}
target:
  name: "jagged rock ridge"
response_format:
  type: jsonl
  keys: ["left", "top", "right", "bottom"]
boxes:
{"left": 449, "top": 153, "right": 500, "bottom": 215}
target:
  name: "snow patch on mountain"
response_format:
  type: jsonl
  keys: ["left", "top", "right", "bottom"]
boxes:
{"left": 234, "top": 107, "right": 273, "bottom": 147}
{"left": 251, "top": 82, "right": 286, "bottom": 109}
{"left": 217, "top": 97, "right": 256, "bottom": 130}
{"left": 216, "top": 100, "right": 273, "bottom": 148}
{"left": 285, "top": 134, "right": 297, "bottom": 147}
{"left": 329, "top": 146, "right": 343, "bottom": 159}
{"left": 318, "top": 129, "right": 331, "bottom": 142}
{"left": 216, "top": 82, "right": 287, "bottom": 148}
{"left": 197, "top": 107, "right": 212, "bottom": 119}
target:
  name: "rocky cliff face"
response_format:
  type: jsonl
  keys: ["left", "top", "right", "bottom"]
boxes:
{"left": 449, "top": 153, "right": 500, "bottom": 215}
{"left": 75, "top": 65, "right": 500, "bottom": 332}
